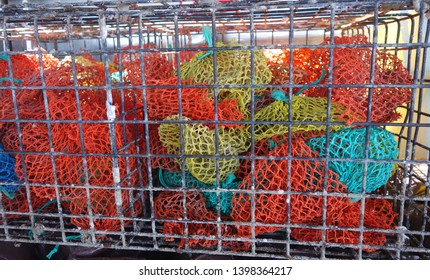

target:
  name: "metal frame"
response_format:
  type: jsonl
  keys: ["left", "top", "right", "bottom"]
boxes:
{"left": 0, "top": 0, "right": 429, "bottom": 259}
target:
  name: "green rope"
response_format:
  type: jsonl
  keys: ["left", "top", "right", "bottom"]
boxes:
{"left": 295, "top": 66, "right": 327, "bottom": 96}
{"left": 270, "top": 89, "right": 289, "bottom": 102}
{"left": 0, "top": 77, "right": 23, "bottom": 86}
{"left": 46, "top": 235, "right": 82, "bottom": 259}
{"left": 27, "top": 199, "right": 70, "bottom": 238}
{"left": 1, "top": 187, "right": 14, "bottom": 199}
{"left": 197, "top": 26, "right": 214, "bottom": 60}
{"left": 158, "top": 168, "right": 171, "bottom": 188}
{"left": 268, "top": 139, "right": 276, "bottom": 151}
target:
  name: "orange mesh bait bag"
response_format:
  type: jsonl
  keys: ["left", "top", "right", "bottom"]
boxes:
{"left": 118, "top": 45, "right": 174, "bottom": 82}
{"left": 1, "top": 61, "right": 145, "bottom": 231}
{"left": 305, "top": 35, "right": 412, "bottom": 124}
{"left": 154, "top": 190, "right": 237, "bottom": 249}
{"left": 0, "top": 187, "right": 55, "bottom": 225}
{"left": 0, "top": 54, "right": 38, "bottom": 81}
{"left": 68, "top": 188, "right": 142, "bottom": 232}
{"left": 230, "top": 139, "right": 349, "bottom": 237}
{"left": 142, "top": 77, "right": 244, "bottom": 128}
{"left": 179, "top": 42, "right": 272, "bottom": 116}
{"left": 291, "top": 198, "right": 397, "bottom": 251}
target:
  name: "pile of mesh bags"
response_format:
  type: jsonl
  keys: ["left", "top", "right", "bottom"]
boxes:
{"left": 0, "top": 53, "right": 146, "bottom": 231}
{"left": 1, "top": 34, "right": 412, "bottom": 252}
{"left": 150, "top": 34, "right": 411, "bottom": 252}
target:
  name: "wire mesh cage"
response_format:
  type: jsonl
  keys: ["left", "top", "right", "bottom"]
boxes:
{"left": 0, "top": 0, "right": 429, "bottom": 260}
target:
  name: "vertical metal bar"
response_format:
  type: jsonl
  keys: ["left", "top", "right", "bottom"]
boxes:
{"left": 249, "top": 6, "right": 257, "bottom": 255}
{"left": 320, "top": 3, "right": 336, "bottom": 260}
{"left": 120, "top": 19, "right": 137, "bottom": 233}
{"left": 99, "top": 13, "right": 126, "bottom": 246}
{"left": 357, "top": 2, "right": 379, "bottom": 259}
{"left": 419, "top": 18, "right": 430, "bottom": 247}
{"left": 0, "top": 17, "right": 14, "bottom": 240}
{"left": 173, "top": 12, "right": 189, "bottom": 251}
{"left": 406, "top": 16, "right": 415, "bottom": 73}
{"left": 137, "top": 13, "right": 157, "bottom": 250}
{"left": 209, "top": 10, "right": 223, "bottom": 253}
{"left": 34, "top": 17, "right": 67, "bottom": 243}
{"left": 65, "top": 18, "right": 97, "bottom": 244}
{"left": 285, "top": 4, "right": 295, "bottom": 259}
{"left": 398, "top": 4, "right": 425, "bottom": 260}
{"left": 393, "top": 19, "right": 401, "bottom": 57}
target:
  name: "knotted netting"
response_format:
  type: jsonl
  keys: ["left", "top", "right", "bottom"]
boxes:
{"left": 118, "top": 45, "right": 174, "bottom": 82}
{"left": 158, "top": 120, "right": 250, "bottom": 184}
{"left": 0, "top": 57, "right": 145, "bottom": 232}
{"left": 230, "top": 139, "right": 349, "bottom": 237}
{"left": 0, "top": 54, "right": 39, "bottom": 81}
{"left": 0, "top": 187, "right": 55, "bottom": 225}
{"left": 307, "top": 127, "right": 398, "bottom": 194}
{"left": 291, "top": 198, "right": 397, "bottom": 251}
{"left": 229, "top": 138, "right": 397, "bottom": 250}
{"left": 253, "top": 95, "right": 345, "bottom": 141}
{"left": 304, "top": 35, "right": 412, "bottom": 124}
{"left": 159, "top": 169, "right": 239, "bottom": 215}
{"left": 264, "top": 49, "right": 313, "bottom": 95}
{"left": 154, "top": 190, "right": 243, "bottom": 249}
{"left": 68, "top": 187, "right": 143, "bottom": 232}
{"left": 179, "top": 42, "right": 272, "bottom": 116}
{"left": 142, "top": 77, "right": 244, "bottom": 128}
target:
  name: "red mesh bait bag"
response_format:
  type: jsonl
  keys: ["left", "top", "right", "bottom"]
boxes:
{"left": 68, "top": 187, "right": 142, "bottom": 232}
{"left": 230, "top": 139, "right": 349, "bottom": 237}
{"left": 0, "top": 187, "right": 56, "bottom": 225}
{"left": 155, "top": 191, "right": 229, "bottom": 249}
{"left": 118, "top": 44, "right": 174, "bottom": 81}
{"left": 305, "top": 35, "right": 412, "bottom": 124}
{"left": 135, "top": 77, "right": 244, "bottom": 129}
{"left": 0, "top": 54, "right": 39, "bottom": 81}
{"left": 291, "top": 198, "right": 397, "bottom": 252}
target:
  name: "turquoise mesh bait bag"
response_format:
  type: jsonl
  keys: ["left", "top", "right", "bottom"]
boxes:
{"left": 307, "top": 127, "right": 398, "bottom": 194}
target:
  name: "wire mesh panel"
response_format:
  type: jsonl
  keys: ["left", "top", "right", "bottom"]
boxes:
{"left": 0, "top": 0, "right": 429, "bottom": 259}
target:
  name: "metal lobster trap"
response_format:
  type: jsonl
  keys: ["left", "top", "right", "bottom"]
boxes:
{"left": 0, "top": 0, "right": 429, "bottom": 260}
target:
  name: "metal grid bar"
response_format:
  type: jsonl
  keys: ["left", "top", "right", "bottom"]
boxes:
{"left": 0, "top": 0, "right": 429, "bottom": 259}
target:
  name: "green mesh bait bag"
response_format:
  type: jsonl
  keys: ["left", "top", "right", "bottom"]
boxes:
{"left": 184, "top": 124, "right": 250, "bottom": 184}
{"left": 158, "top": 116, "right": 250, "bottom": 184}
{"left": 253, "top": 96, "right": 346, "bottom": 141}
{"left": 179, "top": 42, "right": 272, "bottom": 116}
{"left": 307, "top": 127, "right": 399, "bottom": 194}
{"left": 159, "top": 170, "right": 239, "bottom": 215}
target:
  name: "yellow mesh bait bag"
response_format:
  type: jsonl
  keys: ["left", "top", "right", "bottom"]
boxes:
{"left": 159, "top": 114, "right": 251, "bottom": 184}
{"left": 253, "top": 95, "right": 346, "bottom": 141}
{"left": 179, "top": 42, "right": 272, "bottom": 116}
{"left": 184, "top": 124, "right": 250, "bottom": 184}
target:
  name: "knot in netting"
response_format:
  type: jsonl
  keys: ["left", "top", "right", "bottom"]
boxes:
{"left": 307, "top": 127, "right": 399, "bottom": 194}
{"left": 179, "top": 42, "right": 272, "bottom": 116}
